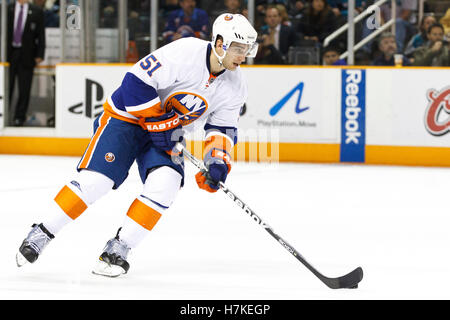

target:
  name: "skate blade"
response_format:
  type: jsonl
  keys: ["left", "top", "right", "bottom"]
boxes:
{"left": 16, "top": 252, "right": 28, "bottom": 267}
{"left": 92, "top": 260, "right": 126, "bottom": 278}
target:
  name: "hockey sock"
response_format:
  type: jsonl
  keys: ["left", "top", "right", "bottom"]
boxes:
{"left": 125, "top": 198, "right": 162, "bottom": 232}
{"left": 54, "top": 185, "right": 88, "bottom": 220}
{"left": 41, "top": 201, "right": 74, "bottom": 235}
{"left": 119, "top": 215, "right": 152, "bottom": 249}
{"left": 44, "top": 170, "right": 114, "bottom": 234}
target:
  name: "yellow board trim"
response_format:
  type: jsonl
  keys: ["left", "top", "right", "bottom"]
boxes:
{"left": 0, "top": 137, "right": 339, "bottom": 162}
{"left": 0, "top": 136, "right": 90, "bottom": 156}
{"left": 1, "top": 136, "right": 450, "bottom": 167}
{"left": 366, "top": 145, "right": 450, "bottom": 167}
{"left": 241, "top": 65, "right": 450, "bottom": 70}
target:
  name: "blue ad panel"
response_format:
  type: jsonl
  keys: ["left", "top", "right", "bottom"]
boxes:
{"left": 340, "top": 69, "right": 366, "bottom": 163}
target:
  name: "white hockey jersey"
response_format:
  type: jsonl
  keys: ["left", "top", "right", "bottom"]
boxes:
{"left": 103, "top": 37, "right": 248, "bottom": 145}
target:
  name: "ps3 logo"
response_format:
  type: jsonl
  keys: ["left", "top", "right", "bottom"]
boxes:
{"left": 68, "top": 78, "right": 104, "bottom": 119}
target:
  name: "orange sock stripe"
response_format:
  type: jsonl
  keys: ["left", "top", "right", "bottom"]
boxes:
{"left": 79, "top": 113, "right": 110, "bottom": 169}
{"left": 54, "top": 186, "right": 88, "bottom": 220}
{"left": 126, "top": 199, "right": 162, "bottom": 231}
{"left": 204, "top": 134, "right": 232, "bottom": 157}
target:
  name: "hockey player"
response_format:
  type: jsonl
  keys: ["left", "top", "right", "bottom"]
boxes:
{"left": 15, "top": 13, "right": 258, "bottom": 277}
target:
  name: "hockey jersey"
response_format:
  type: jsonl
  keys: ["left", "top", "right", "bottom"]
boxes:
{"left": 103, "top": 37, "right": 248, "bottom": 148}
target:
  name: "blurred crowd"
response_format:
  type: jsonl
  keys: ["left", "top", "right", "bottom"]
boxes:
{"left": 33, "top": 0, "right": 450, "bottom": 66}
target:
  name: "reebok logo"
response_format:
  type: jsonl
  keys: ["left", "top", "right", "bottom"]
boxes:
{"left": 343, "top": 70, "right": 363, "bottom": 144}
{"left": 340, "top": 69, "right": 366, "bottom": 163}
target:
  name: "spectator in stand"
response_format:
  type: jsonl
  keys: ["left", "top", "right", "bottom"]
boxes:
{"left": 224, "top": 0, "right": 243, "bottom": 14}
{"left": 322, "top": 46, "right": 347, "bottom": 65}
{"left": 276, "top": 4, "right": 292, "bottom": 26}
{"left": 379, "top": 0, "right": 418, "bottom": 53}
{"left": 413, "top": 23, "right": 450, "bottom": 66}
{"left": 328, "top": 0, "right": 365, "bottom": 17}
{"left": 128, "top": 10, "right": 143, "bottom": 41}
{"left": 361, "top": 0, "right": 417, "bottom": 57}
{"left": 286, "top": 0, "right": 306, "bottom": 19}
{"left": 371, "top": 32, "right": 411, "bottom": 66}
{"left": 255, "top": 5, "right": 298, "bottom": 64}
{"left": 100, "top": 5, "right": 117, "bottom": 28}
{"left": 162, "top": 0, "right": 210, "bottom": 44}
{"left": 440, "top": 9, "right": 450, "bottom": 41}
{"left": 126, "top": 10, "right": 141, "bottom": 62}
{"left": 327, "top": 0, "right": 365, "bottom": 28}
{"left": 160, "top": 0, "right": 180, "bottom": 19}
{"left": 254, "top": 1, "right": 306, "bottom": 28}
{"left": 251, "top": 1, "right": 292, "bottom": 31}
{"left": 34, "top": 0, "right": 59, "bottom": 27}
{"left": 297, "top": 0, "right": 337, "bottom": 44}
{"left": 256, "top": 0, "right": 290, "bottom": 6}
{"left": 404, "top": 14, "right": 437, "bottom": 57}
{"left": 208, "top": 0, "right": 243, "bottom": 23}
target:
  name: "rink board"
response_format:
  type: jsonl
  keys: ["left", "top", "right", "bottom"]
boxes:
{"left": 3, "top": 136, "right": 450, "bottom": 166}
{"left": 0, "top": 64, "right": 449, "bottom": 166}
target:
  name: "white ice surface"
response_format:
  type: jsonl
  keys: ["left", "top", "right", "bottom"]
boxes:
{"left": 1, "top": 155, "right": 450, "bottom": 300}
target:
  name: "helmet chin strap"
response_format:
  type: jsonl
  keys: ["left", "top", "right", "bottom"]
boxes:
{"left": 212, "top": 45, "right": 227, "bottom": 66}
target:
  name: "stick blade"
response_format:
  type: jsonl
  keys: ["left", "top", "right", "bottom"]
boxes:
{"left": 323, "top": 266, "right": 363, "bottom": 289}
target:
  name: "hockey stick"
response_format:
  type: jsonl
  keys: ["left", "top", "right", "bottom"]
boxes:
{"left": 175, "top": 142, "right": 363, "bottom": 289}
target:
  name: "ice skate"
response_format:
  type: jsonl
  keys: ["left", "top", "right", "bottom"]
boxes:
{"left": 92, "top": 229, "right": 131, "bottom": 278}
{"left": 16, "top": 223, "right": 55, "bottom": 267}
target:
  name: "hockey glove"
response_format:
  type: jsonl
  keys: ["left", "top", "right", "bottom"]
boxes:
{"left": 195, "top": 148, "right": 231, "bottom": 193}
{"left": 141, "top": 110, "right": 182, "bottom": 151}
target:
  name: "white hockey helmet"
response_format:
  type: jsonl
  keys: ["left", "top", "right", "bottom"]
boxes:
{"left": 211, "top": 13, "right": 258, "bottom": 62}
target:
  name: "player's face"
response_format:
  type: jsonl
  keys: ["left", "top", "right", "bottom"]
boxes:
{"left": 223, "top": 43, "right": 248, "bottom": 70}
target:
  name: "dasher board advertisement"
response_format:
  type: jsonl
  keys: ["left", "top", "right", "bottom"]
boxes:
{"left": 56, "top": 64, "right": 129, "bottom": 137}
{"left": 240, "top": 67, "right": 340, "bottom": 143}
{"left": 366, "top": 68, "right": 450, "bottom": 147}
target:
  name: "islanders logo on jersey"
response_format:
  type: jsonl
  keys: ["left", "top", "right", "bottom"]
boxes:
{"left": 164, "top": 92, "right": 208, "bottom": 126}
